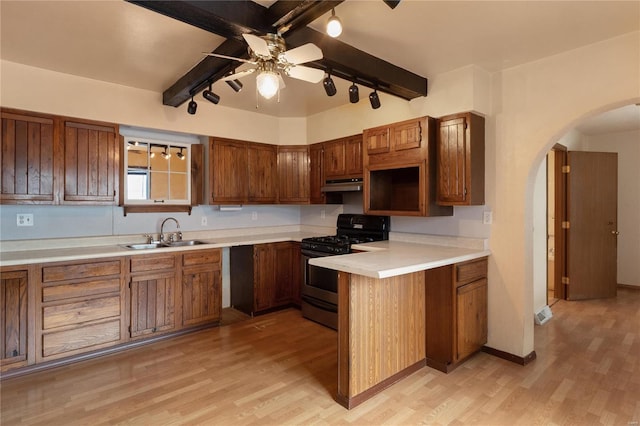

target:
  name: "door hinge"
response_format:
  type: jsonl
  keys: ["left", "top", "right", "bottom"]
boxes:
{"left": 562, "top": 277, "right": 570, "bottom": 285}
{"left": 562, "top": 165, "right": 570, "bottom": 173}
{"left": 561, "top": 221, "right": 570, "bottom": 229}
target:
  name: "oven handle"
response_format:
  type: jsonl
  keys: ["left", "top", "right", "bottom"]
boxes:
{"left": 301, "top": 295, "right": 338, "bottom": 313}
{"left": 301, "top": 249, "right": 334, "bottom": 258}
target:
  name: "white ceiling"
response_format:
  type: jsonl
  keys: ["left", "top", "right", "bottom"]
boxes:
{"left": 1, "top": 0, "right": 639, "bottom": 133}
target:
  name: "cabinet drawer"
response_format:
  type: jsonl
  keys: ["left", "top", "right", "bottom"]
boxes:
{"left": 42, "top": 260, "right": 121, "bottom": 283}
{"left": 42, "top": 319, "right": 121, "bottom": 357}
{"left": 130, "top": 254, "right": 176, "bottom": 273}
{"left": 42, "top": 278, "right": 120, "bottom": 302}
{"left": 455, "top": 258, "right": 487, "bottom": 286}
{"left": 183, "top": 249, "right": 221, "bottom": 267}
{"left": 43, "top": 295, "right": 120, "bottom": 330}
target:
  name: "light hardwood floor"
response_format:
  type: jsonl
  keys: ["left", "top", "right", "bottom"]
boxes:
{"left": 2, "top": 289, "right": 639, "bottom": 425}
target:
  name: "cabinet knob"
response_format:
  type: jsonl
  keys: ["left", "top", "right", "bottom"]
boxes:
{"left": 611, "top": 230, "right": 619, "bottom": 235}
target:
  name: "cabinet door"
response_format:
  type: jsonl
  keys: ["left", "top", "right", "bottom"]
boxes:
{"left": 437, "top": 116, "right": 467, "bottom": 204}
{"left": 364, "top": 126, "right": 390, "bottom": 155}
{"left": 455, "top": 278, "right": 487, "bottom": 361}
{"left": 345, "top": 136, "right": 363, "bottom": 176}
{"left": 1, "top": 270, "right": 28, "bottom": 369}
{"left": 182, "top": 269, "right": 221, "bottom": 327}
{"left": 391, "top": 119, "right": 422, "bottom": 151}
{"left": 324, "top": 140, "right": 346, "bottom": 179}
{"left": 130, "top": 272, "right": 175, "bottom": 337}
{"left": 247, "top": 143, "right": 277, "bottom": 203}
{"left": 277, "top": 146, "right": 309, "bottom": 203}
{"left": 253, "top": 245, "right": 275, "bottom": 311}
{"left": 309, "top": 143, "right": 325, "bottom": 204}
{"left": 210, "top": 138, "right": 247, "bottom": 203}
{"left": 1, "top": 110, "right": 56, "bottom": 203}
{"left": 63, "top": 120, "right": 118, "bottom": 204}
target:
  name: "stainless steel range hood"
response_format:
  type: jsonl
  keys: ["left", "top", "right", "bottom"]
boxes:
{"left": 321, "top": 178, "right": 363, "bottom": 193}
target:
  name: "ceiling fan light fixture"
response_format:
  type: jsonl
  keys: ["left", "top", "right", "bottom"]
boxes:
{"left": 326, "top": 9, "right": 343, "bottom": 38}
{"left": 349, "top": 82, "right": 359, "bottom": 103}
{"left": 187, "top": 96, "right": 198, "bottom": 115}
{"left": 256, "top": 70, "right": 279, "bottom": 100}
{"left": 323, "top": 73, "right": 337, "bottom": 96}
{"left": 369, "top": 89, "right": 381, "bottom": 109}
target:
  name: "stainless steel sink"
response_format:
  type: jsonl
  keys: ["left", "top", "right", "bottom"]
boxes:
{"left": 162, "top": 240, "right": 207, "bottom": 247}
{"left": 124, "top": 243, "right": 166, "bottom": 250}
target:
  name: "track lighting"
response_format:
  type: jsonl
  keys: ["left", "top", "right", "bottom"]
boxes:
{"left": 326, "top": 8, "right": 342, "bottom": 38}
{"left": 349, "top": 82, "right": 359, "bottom": 103}
{"left": 323, "top": 73, "right": 337, "bottom": 97}
{"left": 187, "top": 96, "right": 198, "bottom": 115}
{"left": 203, "top": 84, "right": 220, "bottom": 104}
{"left": 226, "top": 78, "right": 243, "bottom": 93}
{"left": 176, "top": 148, "right": 186, "bottom": 160}
{"left": 161, "top": 149, "right": 171, "bottom": 160}
{"left": 369, "top": 89, "right": 381, "bottom": 109}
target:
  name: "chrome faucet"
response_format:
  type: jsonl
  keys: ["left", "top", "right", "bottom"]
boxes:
{"left": 160, "top": 217, "right": 182, "bottom": 242}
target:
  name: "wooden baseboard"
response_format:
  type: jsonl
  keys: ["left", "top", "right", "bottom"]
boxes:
{"left": 482, "top": 346, "right": 537, "bottom": 366}
{"left": 618, "top": 284, "right": 640, "bottom": 291}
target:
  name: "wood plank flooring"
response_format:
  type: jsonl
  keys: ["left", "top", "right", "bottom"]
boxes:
{"left": 2, "top": 289, "right": 639, "bottom": 425}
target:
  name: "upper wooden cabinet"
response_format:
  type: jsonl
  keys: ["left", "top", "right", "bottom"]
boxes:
{"left": 363, "top": 116, "right": 452, "bottom": 217}
{"left": 247, "top": 143, "right": 278, "bottom": 203}
{"left": 323, "top": 135, "right": 363, "bottom": 180}
{"left": 309, "top": 143, "right": 325, "bottom": 204}
{"left": 436, "top": 112, "right": 485, "bottom": 206}
{"left": 63, "top": 119, "right": 119, "bottom": 204}
{"left": 277, "top": 145, "right": 309, "bottom": 204}
{"left": 210, "top": 138, "right": 248, "bottom": 204}
{"left": 1, "top": 109, "right": 58, "bottom": 204}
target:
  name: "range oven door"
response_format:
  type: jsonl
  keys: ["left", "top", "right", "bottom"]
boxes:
{"left": 301, "top": 249, "right": 339, "bottom": 329}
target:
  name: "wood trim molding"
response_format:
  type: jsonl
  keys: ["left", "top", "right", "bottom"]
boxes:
{"left": 482, "top": 346, "right": 537, "bottom": 366}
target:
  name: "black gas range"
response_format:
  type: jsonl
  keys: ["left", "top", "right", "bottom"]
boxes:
{"left": 300, "top": 214, "right": 390, "bottom": 329}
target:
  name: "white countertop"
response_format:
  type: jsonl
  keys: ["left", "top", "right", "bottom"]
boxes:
{"left": 309, "top": 240, "right": 491, "bottom": 279}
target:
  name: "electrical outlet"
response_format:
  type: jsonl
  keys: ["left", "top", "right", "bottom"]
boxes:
{"left": 321, "top": 209, "right": 326, "bottom": 219}
{"left": 251, "top": 211, "right": 258, "bottom": 221}
{"left": 483, "top": 211, "right": 493, "bottom": 225}
{"left": 17, "top": 213, "right": 34, "bottom": 227}
{"left": 201, "top": 216, "right": 207, "bottom": 226}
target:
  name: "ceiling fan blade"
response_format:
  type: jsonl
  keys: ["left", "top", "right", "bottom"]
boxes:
{"left": 202, "top": 52, "right": 256, "bottom": 64}
{"left": 221, "top": 69, "right": 256, "bottom": 81}
{"left": 280, "top": 43, "right": 323, "bottom": 65}
{"left": 286, "top": 65, "right": 325, "bottom": 83}
{"left": 242, "top": 33, "right": 271, "bottom": 58}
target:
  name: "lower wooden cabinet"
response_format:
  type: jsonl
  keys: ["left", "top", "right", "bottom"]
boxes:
{"left": 38, "top": 258, "right": 125, "bottom": 362}
{"left": 181, "top": 249, "right": 222, "bottom": 327}
{"left": 1, "top": 268, "right": 29, "bottom": 371}
{"left": 425, "top": 257, "right": 488, "bottom": 372}
{"left": 231, "top": 242, "right": 301, "bottom": 315}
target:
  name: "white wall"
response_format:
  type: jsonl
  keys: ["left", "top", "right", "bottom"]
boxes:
{"left": 532, "top": 158, "right": 547, "bottom": 313}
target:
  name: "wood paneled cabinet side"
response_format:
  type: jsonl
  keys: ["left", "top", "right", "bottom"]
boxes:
{"left": 425, "top": 257, "right": 488, "bottom": 373}
{"left": 277, "top": 145, "right": 310, "bottom": 204}
{"left": 1, "top": 109, "right": 59, "bottom": 204}
{"left": 254, "top": 244, "right": 276, "bottom": 312}
{"left": 209, "top": 137, "right": 248, "bottom": 204}
{"left": 181, "top": 249, "right": 222, "bottom": 327}
{"left": 62, "top": 118, "right": 119, "bottom": 204}
{"left": 247, "top": 142, "right": 277, "bottom": 203}
{"left": 0, "top": 267, "right": 30, "bottom": 371}
{"left": 274, "top": 241, "right": 301, "bottom": 306}
{"left": 309, "top": 143, "right": 325, "bottom": 204}
{"left": 128, "top": 253, "right": 178, "bottom": 339}
{"left": 436, "top": 112, "right": 485, "bottom": 206}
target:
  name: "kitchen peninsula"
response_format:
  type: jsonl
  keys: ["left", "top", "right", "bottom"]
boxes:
{"left": 310, "top": 238, "right": 490, "bottom": 409}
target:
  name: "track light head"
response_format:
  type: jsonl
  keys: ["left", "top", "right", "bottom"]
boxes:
{"left": 226, "top": 79, "right": 243, "bottom": 93}
{"left": 369, "top": 89, "right": 381, "bottom": 109}
{"left": 176, "top": 148, "right": 186, "bottom": 160}
{"left": 349, "top": 82, "right": 359, "bottom": 103}
{"left": 323, "top": 74, "right": 337, "bottom": 97}
{"left": 187, "top": 96, "right": 198, "bottom": 115}
{"left": 203, "top": 85, "right": 220, "bottom": 104}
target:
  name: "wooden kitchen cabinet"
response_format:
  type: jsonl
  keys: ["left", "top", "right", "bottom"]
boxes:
{"left": 247, "top": 142, "right": 278, "bottom": 203}
{"left": 363, "top": 116, "right": 452, "bottom": 217}
{"left": 1, "top": 268, "right": 30, "bottom": 371}
{"left": 128, "top": 253, "right": 177, "bottom": 338}
{"left": 231, "top": 242, "right": 301, "bottom": 315}
{"left": 309, "top": 142, "right": 325, "bottom": 204}
{"left": 277, "top": 145, "right": 309, "bottom": 204}
{"left": 324, "top": 135, "right": 363, "bottom": 180}
{"left": 181, "top": 249, "right": 222, "bottom": 327}
{"left": 436, "top": 112, "right": 485, "bottom": 205}
{"left": 1, "top": 109, "right": 58, "bottom": 204}
{"left": 210, "top": 137, "right": 248, "bottom": 204}
{"left": 425, "top": 257, "right": 488, "bottom": 372}
{"left": 38, "top": 258, "right": 125, "bottom": 362}
{"left": 63, "top": 118, "right": 119, "bottom": 204}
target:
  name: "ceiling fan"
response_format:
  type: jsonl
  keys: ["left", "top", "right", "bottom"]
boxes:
{"left": 204, "top": 33, "right": 325, "bottom": 100}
